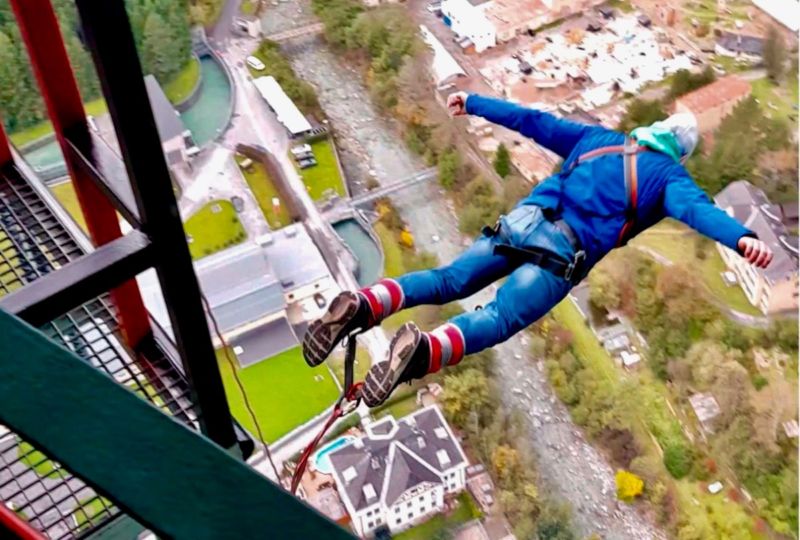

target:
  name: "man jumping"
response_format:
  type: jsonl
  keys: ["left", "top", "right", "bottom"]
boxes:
{"left": 303, "top": 92, "right": 773, "bottom": 408}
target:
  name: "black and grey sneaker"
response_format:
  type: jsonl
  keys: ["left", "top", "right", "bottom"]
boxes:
{"left": 362, "top": 323, "right": 430, "bottom": 408}
{"left": 303, "top": 291, "right": 371, "bottom": 367}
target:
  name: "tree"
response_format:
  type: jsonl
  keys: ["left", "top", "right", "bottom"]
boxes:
{"left": 763, "top": 25, "right": 785, "bottom": 82}
{"left": 438, "top": 148, "right": 459, "bottom": 189}
{"left": 441, "top": 368, "right": 491, "bottom": 427}
{"left": 615, "top": 470, "right": 644, "bottom": 502}
{"left": 617, "top": 98, "right": 667, "bottom": 133}
{"left": 493, "top": 143, "right": 511, "bottom": 178}
{"left": 142, "top": 12, "right": 179, "bottom": 80}
{"left": 663, "top": 443, "right": 692, "bottom": 479}
{"left": 491, "top": 444, "right": 521, "bottom": 482}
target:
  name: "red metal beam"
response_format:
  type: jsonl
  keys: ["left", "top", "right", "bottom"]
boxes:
{"left": 0, "top": 116, "right": 13, "bottom": 166}
{"left": 0, "top": 503, "right": 46, "bottom": 540}
{"left": 9, "top": 0, "right": 150, "bottom": 347}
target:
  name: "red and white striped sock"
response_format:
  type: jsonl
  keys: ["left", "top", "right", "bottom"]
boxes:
{"left": 358, "top": 278, "right": 404, "bottom": 325}
{"left": 426, "top": 323, "right": 465, "bottom": 375}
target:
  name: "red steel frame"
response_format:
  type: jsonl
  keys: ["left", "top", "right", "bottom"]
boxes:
{"left": 8, "top": 0, "right": 151, "bottom": 347}
{"left": 0, "top": 503, "right": 45, "bottom": 540}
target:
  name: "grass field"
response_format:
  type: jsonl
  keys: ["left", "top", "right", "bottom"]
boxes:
{"left": 236, "top": 157, "right": 291, "bottom": 228}
{"left": 183, "top": 200, "right": 247, "bottom": 260}
{"left": 329, "top": 348, "right": 371, "bottom": 388}
{"left": 74, "top": 496, "right": 112, "bottom": 531}
{"left": 294, "top": 139, "right": 346, "bottom": 201}
{"left": 240, "top": 0, "right": 257, "bottom": 14}
{"left": 9, "top": 98, "right": 107, "bottom": 148}
{"left": 374, "top": 221, "right": 421, "bottom": 330}
{"left": 217, "top": 347, "right": 339, "bottom": 443}
{"left": 17, "top": 440, "right": 67, "bottom": 479}
{"left": 163, "top": 58, "right": 201, "bottom": 105}
{"left": 393, "top": 492, "right": 481, "bottom": 540}
{"left": 675, "top": 480, "right": 765, "bottom": 539}
{"left": 750, "top": 77, "right": 797, "bottom": 123}
{"left": 49, "top": 180, "right": 87, "bottom": 232}
{"left": 373, "top": 392, "right": 420, "bottom": 421}
{"left": 630, "top": 221, "right": 762, "bottom": 316}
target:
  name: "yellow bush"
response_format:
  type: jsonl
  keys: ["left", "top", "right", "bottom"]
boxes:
{"left": 399, "top": 229, "right": 414, "bottom": 248}
{"left": 615, "top": 470, "right": 644, "bottom": 502}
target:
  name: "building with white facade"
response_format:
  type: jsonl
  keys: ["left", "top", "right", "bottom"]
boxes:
{"left": 328, "top": 406, "right": 468, "bottom": 537}
{"left": 714, "top": 181, "right": 799, "bottom": 315}
{"left": 252, "top": 76, "right": 313, "bottom": 137}
{"left": 441, "top": 0, "right": 497, "bottom": 53}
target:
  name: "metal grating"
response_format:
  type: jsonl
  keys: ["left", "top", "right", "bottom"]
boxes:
{"left": 0, "top": 165, "right": 199, "bottom": 539}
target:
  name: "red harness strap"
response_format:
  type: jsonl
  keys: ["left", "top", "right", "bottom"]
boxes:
{"left": 569, "top": 137, "right": 645, "bottom": 247}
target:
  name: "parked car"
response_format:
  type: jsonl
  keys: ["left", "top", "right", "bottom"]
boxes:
{"left": 293, "top": 151, "right": 314, "bottom": 161}
{"left": 298, "top": 157, "right": 317, "bottom": 169}
{"left": 246, "top": 55, "right": 265, "bottom": 71}
{"left": 290, "top": 143, "right": 312, "bottom": 156}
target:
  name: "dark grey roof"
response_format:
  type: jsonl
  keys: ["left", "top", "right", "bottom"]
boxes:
{"left": 328, "top": 406, "right": 467, "bottom": 512}
{"left": 144, "top": 75, "right": 186, "bottom": 142}
{"left": 260, "top": 224, "right": 330, "bottom": 290}
{"left": 230, "top": 317, "right": 298, "bottom": 367}
{"left": 195, "top": 242, "right": 286, "bottom": 334}
{"left": 716, "top": 32, "right": 764, "bottom": 56}
{"left": 715, "top": 181, "right": 799, "bottom": 282}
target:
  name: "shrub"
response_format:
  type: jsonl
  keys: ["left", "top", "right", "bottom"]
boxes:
{"left": 663, "top": 443, "right": 693, "bottom": 479}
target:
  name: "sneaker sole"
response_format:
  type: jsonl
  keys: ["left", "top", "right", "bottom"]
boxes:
{"left": 362, "top": 323, "right": 421, "bottom": 408}
{"left": 302, "top": 291, "right": 360, "bottom": 367}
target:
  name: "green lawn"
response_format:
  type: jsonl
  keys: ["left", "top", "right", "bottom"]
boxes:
{"left": 373, "top": 391, "right": 420, "bottom": 421}
{"left": 49, "top": 180, "right": 87, "bottom": 232}
{"left": 236, "top": 156, "right": 291, "bottom": 228}
{"left": 294, "top": 139, "right": 346, "bottom": 201}
{"left": 750, "top": 77, "right": 796, "bottom": 122}
{"left": 163, "top": 58, "right": 201, "bottom": 105}
{"left": 9, "top": 98, "right": 107, "bottom": 148}
{"left": 374, "top": 221, "right": 421, "bottom": 330}
{"left": 74, "top": 496, "right": 112, "bottom": 531}
{"left": 17, "top": 440, "right": 67, "bottom": 479}
{"left": 630, "top": 221, "right": 762, "bottom": 316}
{"left": 184, "top": 200, "right": 247, "bottom": 260}
{"left": 240, "top": 0, "right": 257, "bottom": 14}
{"left": 217, "top": 347, "right": 339, "bottom": 443}
{"left": 552, "top": 300, "right": 616, "bottom": 383}
{"left": 675, "top": 480, "right": 765, "bottom": 539}
{"left": 394, "top": 492, "right": 481, "bottom": 540}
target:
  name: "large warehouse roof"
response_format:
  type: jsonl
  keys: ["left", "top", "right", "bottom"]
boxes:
{"left": 253, "top": 76, "right": 312, "bottom": 136}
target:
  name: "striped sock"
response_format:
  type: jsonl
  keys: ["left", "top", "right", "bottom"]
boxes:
{"left": 426, "top": 323, "right": 466, "bottom": 375}
{"left": 358, "top": 278, "right": 404, "bottom": 325}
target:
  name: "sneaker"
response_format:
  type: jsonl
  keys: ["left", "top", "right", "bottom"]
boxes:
{"left": 303, "top": 291, "right": 370, "bottom": 367}
{"left": 362, "top": 323, "right": 430, "bottom": 408}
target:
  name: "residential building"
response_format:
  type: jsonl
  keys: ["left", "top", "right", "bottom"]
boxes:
{"left": 673, "top": 76, "right": 751, "bottom": 133}
{"left": 328, "top": 406, "right": 469, "bottom": 537}
{"left": 715, "top": 31, "right": 765, "bottom": 61}
{"left": 421, "top": 25, "right": 467, "bottom": 87}
{"left": 714, "top": 181, "right": 799, "bottom": 315}
{"left": 751, "top": 0, "right": 800, "bottom": 32}
{"left": 441, "top": 0, "right": 497, "bottom": 53}
{"left": 689, "top": 393, "right": 722, "bottom": 434}
{"left": 144, "top": 75, "right": 196, "bottom": 168}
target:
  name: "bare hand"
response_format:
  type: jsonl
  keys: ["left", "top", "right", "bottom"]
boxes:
{"left": 738, "top": 237, "right": 773, "bottom": 268}
{"left": 447, "top": 91, "right": 469, "bottom": 116}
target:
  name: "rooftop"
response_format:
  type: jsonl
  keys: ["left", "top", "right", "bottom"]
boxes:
{"left": 716, "top": 32, "right": 765, "bottom": 56}
{"left": 674, "top": 76, "right": 751, "bottom": 114}
{"left": 253, "top": 76, "right": 312, "bottom": 136}
{"left": 421, "top": 25, "right": 467, "bottom": 87}
{"left": 715, "top": 181, "right": 799, "bottom": 283}
{"left": 328, "top": 406, "right": 467, "bottom": 512}
{"left": 144, "top": 75, "right": 187, "bottom": 142}
{"left": 259, "top": 224, "right": 330, "bottom": 291}
{"left": 689, "top": 392, "right": 722, "bottom": 433}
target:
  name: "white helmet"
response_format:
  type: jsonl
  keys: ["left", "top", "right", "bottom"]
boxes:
{"left": 652, "top": 113, "right": 699, "bottom": 164}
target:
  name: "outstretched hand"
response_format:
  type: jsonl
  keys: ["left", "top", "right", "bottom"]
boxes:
{"left": 447, "top": 91, "right": 469, "bottom": 117}
{"left": 738, "top": 236, "right": 773, "bottom": 268}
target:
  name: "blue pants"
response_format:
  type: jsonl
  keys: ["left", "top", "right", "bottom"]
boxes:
{"left": 396, "top": 205, "right": 576, "bottom": 354}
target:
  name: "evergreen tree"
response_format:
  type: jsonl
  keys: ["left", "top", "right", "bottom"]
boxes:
{"left": 763, "top": 25, "right": 785, "bottom": 82}
{"left": 142, "top": 12, "right": 180, "bottom": 81}
{"left": 65, "top": 34, "right": 99, "bottom": 102}
{"left": 493, "top": 142, "right": 511, "bottom": 178}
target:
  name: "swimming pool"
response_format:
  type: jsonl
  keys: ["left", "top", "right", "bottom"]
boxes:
{"left": 311, "top": 435, "right": 356, "bottom": 475}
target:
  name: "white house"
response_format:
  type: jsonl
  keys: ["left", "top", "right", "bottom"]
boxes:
{"left": 441, "top": 0, "right": 496, "bottom": 53}
{"left": 328, "top": 406, "right": 469, "bottom": 537}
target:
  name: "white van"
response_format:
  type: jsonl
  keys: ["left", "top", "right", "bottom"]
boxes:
{"left": 246, "top": 56, "right": 265, "bottom": 71}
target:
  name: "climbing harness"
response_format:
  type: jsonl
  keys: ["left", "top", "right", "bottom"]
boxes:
{"left": 561, "top": 136, "right": 646, "bottom": 248}
{"left": 290, "top": 333, "right": 363, "bottom": 495}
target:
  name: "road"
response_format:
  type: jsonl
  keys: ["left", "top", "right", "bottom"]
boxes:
{"left": 268, "top": 5, "right": 665, "bottom": 535}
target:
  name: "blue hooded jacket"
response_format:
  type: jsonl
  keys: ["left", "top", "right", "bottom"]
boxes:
{"left": 465, "top": 94, "right": 754, "bottom": 268}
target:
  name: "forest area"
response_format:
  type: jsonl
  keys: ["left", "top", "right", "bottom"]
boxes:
{"left": 0, "top": 0, "right": 209, "bottom": 137}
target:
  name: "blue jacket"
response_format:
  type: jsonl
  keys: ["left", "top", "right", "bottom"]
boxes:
{"left": 465, "top": 94, "right": 753, "bottom": 268}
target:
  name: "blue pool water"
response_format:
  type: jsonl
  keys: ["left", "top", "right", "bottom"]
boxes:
{"left": 311, "top": 435, "right": 356, "bottom": 475}
{"left": 333, "top": 219, "right": 381, "bottom": 287}
{"left": 180, "top": 56, "right": 232, "bottom": 146}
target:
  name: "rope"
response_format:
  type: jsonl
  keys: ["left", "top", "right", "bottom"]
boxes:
{"left": 200, "top": 293, "right": 282, "bottom": 485}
